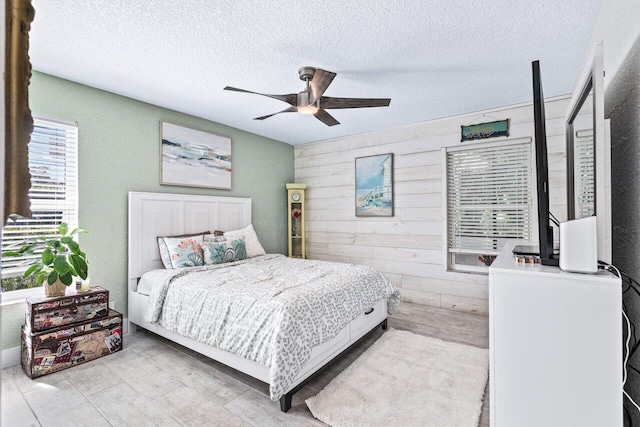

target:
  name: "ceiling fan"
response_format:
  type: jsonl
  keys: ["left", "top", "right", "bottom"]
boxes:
{"left": 224, "top": 67, "right": 391, "bottom": 127}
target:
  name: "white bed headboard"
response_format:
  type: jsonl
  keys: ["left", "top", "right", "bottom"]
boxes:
{"left": 128, "top": 192, "right": 252, "bottom": 280}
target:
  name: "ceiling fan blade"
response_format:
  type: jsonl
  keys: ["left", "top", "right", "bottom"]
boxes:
{"left": 254, "top": 106, "right": 297, "bottom": 121}
{"left": 313, "top": 109, "right": 340, "bottom": 127}
{"left": 309, "top": 69, "right": 337, "bottom": 103}
{"left": 224, "top": 86, "right": 297, "bottom": 106}
{"left": 320, "top": 96, "right": 391, "bottom": 109}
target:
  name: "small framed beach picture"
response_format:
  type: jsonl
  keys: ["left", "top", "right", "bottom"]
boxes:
{"left": 355, "top": 153, "right": 394, "bottom": 217}
{"left": 160, "top": 122, "right": 232, "bottom": 190}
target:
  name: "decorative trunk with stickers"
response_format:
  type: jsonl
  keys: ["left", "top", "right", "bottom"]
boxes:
{"left": 25, "top": 287, "right": 109, "bottom": 333}
{"left": 22, "top": 310, "right": 122, "bottom": 379}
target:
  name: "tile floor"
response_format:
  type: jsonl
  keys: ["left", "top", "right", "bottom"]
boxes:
{"left": 1, "top": 302, "right": 489, "bottom": 426}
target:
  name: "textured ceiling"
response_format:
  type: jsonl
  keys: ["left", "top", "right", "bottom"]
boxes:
{"left": 30, "top": 0, "right": 602, "bottom": 145}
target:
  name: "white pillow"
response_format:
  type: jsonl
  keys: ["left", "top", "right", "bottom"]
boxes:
{"left": 223, "top": 224, "right": 266, "bottom": 258}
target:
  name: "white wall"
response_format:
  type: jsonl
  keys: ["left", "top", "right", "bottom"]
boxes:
{"left": 585, "top": 0, "right": 640, "bottom": 90}
{"left": 295, "top": 96, "right": 573, "bottom": 314}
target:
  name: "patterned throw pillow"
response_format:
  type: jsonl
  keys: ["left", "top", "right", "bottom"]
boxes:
{"left": 160, "top": 235, "right": 205, "bottom": 269}
{"left": 223, "top": 224, "right": 266, "bottom": 258}
{"left": 203, "top": 238, "right": 247, "bottom": 265}
{"left": 157, "top": 231, "right": 209, "bottom": 269}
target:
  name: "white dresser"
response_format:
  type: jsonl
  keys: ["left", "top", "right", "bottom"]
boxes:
{"left": 489, "top": 241, "right": 622, "bottom": 427}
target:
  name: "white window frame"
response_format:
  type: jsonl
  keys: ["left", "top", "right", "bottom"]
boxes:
{"left": 1, "top": 116, "right": 78, "bottom": 304}
{"left": 442, "top": 137, "right": 534, "bottom": 274}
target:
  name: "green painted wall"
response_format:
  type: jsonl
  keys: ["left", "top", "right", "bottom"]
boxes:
{"left": 1, "top": 71, "right": 294, "bottom": 350}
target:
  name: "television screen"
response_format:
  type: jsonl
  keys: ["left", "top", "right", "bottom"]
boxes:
{"left": 532, "top": 60, "right": 559, "bottom": 266}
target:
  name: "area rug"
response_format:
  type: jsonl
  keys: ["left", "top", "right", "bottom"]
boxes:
{"left": 306, "top": 328, "right": 489, "bottom": 427}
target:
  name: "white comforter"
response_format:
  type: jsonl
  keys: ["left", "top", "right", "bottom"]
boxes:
{"left": 144, "top": 254, "right": 400, "bottom": 400}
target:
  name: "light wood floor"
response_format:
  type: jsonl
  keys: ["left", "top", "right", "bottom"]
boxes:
{"left": 2, "top": 302, "right": 489, "bottom": 426}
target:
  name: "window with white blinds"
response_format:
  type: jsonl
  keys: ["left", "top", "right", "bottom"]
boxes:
{"left": 446, "top": 140, "right": 532, "bottom": 271}
{"left": 1, "top": 117, "right": 78, "bottom": 279}
{"left": 575, "top": 130, "right": 595, "bottom": 218}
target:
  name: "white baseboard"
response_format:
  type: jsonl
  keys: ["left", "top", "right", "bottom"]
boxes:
{"left": 1, "top": 317, "right": 128, "bottom": 369}
{"left": 1, "top": 346, "right": 20, "bottom": 368}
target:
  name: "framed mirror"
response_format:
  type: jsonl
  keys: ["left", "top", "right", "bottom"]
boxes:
{"left": 566, "top": 78, "right": 595, "bottom": 219}
{"left": 565, "top": 42, "right": 611, "bottom": 262}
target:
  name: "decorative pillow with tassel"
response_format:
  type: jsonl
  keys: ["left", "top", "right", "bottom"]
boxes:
{"left": 223, "top": 224, "right": 266, "bottom": 258}
{"left": 203, "top": 237, "right": 247, "bottom": 265}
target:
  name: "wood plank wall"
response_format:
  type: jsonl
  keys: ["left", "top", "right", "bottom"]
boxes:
{"left": 295, "top": 96, "right": 579, "bottom": 314}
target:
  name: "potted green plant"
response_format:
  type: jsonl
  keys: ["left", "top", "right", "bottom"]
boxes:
{"left": 2, "top": 222, "right": 89, "bottom": 297}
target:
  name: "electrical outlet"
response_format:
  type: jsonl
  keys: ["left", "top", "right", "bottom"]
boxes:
{"left": 109, "top": 301, "right": 115, "bottom": 310}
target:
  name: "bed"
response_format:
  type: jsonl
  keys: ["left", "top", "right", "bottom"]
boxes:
{"left": 128, "top": 191, "right": 399, "bottom": 411}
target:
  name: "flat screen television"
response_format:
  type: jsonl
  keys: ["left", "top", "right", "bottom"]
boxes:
{"left": 532, "top": 60, "right": 559, "bottom": 266}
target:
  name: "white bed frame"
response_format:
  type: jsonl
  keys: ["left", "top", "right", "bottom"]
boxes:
{"left": 127, "top": 191, "right": 388, "bottom": 411}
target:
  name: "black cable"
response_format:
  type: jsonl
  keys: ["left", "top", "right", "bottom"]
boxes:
{"left": 627, "top": 364, "right": 640, "bottom": 377}
{"left": 619, "top": 275, "right": 640, "bottom": 357}
{"left": 621, "top": 270, "right": 640, "bottom": 290}
{"left": 627, "top": 314, "right": 640, "bottom": 359}
{"left": 597, "top": 264, "right": 640, "bottom": 300}
{"left": 601, "top": 261, "right": 640, "bottom": 416}
{"left": 618, "top": 268, "right": 640, "bottom": 416}
{"left": 623, "top": 279, "right": 640, "bottom": 300}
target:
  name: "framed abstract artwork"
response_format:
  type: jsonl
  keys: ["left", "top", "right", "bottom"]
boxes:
{"left": 355, "top": 153, "right": 394, "bottom": 217}
{"left": 160, "top": 122, "right": 232, "bottom": 189}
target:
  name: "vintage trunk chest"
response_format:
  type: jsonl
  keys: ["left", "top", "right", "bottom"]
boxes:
{"left": 22, "top": 309, "right": 122, "bottom": 379}
{"left": 25, "top": 286, "right": 109, "bottom": 333}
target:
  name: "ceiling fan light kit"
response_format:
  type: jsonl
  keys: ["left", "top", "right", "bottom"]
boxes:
{"left": 224, "top": 66, "right": 391, "bottom": 127}
{"left": 297, "top": 104, "right": 319, "bottom": 115}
